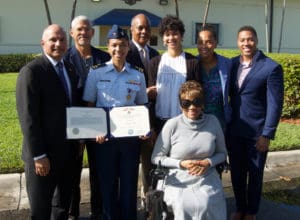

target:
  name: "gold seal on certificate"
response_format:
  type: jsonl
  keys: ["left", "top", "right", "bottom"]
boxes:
{"left": 109, "top": 106, "right": 150, "bottom": 137}
{"left": 66, "top": 107, "right": 107, "bottom": 139}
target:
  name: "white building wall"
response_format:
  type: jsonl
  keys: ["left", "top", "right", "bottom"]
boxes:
{"left": 0, "top": 0, "right": 299, "bottom": 54}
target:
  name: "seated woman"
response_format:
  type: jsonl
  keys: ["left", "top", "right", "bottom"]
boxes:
{"left": 151, "top": 80, "right": 227, "bottom": 220}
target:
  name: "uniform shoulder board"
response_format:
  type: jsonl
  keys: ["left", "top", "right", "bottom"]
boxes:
{"left": 91, "top": 63, "right": 106, "bottom": 70}
{"left": 130, "top": 64, "right": 144, "bottom": 73}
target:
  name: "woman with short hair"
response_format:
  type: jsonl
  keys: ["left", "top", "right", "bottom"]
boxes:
{"left": 151, "top": 80, "right": 227, "bottom": 220}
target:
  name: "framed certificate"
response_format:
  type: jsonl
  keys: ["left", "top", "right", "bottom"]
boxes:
{"left": 66, "top": 107, "right": 107, "bottom": 139}
{"left": 109, "top": 105, "right": 150, "bottom": 137}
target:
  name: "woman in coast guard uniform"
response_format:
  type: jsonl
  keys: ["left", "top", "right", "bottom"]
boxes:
{"left": 83, "top": 25, "right": 148, "bottom": 220}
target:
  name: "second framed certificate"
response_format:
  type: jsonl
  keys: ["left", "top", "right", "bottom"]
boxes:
{"left": 109, "top": 105, "right": 150, "bottom": 138}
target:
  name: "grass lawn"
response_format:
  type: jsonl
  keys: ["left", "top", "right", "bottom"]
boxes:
{"left": 0, "top": 73, "right": 300, "bottom": 174}
{"left": 0, "top": 73, "right": 23, "bottom": 173}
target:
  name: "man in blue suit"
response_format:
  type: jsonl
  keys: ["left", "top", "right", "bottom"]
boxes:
{"left": 228, "top": 26, "right": 284, "bottom": 220}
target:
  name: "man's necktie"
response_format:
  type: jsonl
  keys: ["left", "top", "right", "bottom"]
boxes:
{"left": 140, "top": 48, "right": 148, "bottom": 72}
{"left": 56, "top": 61, "right": 70, "bottom": 105}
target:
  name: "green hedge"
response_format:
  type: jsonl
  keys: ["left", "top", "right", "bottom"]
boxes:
{"left": 1, "top": 50, "right": 299, "bottom": 118}
{"left": 268, "top": 54, "right": 300, "bottom": 118}
{"left": 0, "top": 54, "right": 37, "bottom": 73}
{"left": 209, "top": 49, "right": 300, "bottom": 118}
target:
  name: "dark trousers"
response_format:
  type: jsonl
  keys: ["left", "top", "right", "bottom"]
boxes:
{"left": 95, "top": 138, "right": 140, "bottom": 220}
{"left": 25, "top": 159, "right": 73, "bottom": 220}
{"left": 227, "top": 135, "right": 267, "bottom": 215}
{"left": 68, "top": 142, "right": 102, "bottom": 217}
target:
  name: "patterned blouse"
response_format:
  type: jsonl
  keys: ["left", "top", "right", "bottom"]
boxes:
{"left": 201, "top": 65, "right": 225, "bottom": 130}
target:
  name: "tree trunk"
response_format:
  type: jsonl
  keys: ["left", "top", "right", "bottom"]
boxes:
{"left": 203, "top": 0, "right": 211, "bottom": 27}
{"left": 278, "top": 0, "right": 286, "bottom": 53}
{"left": 43, "top": 0, "right": 52, "bottom": 25}
{"left": 174, "top": 0, "right": 179, "bottom": 18}
{"left": 69, "top": 0, "right": 78, "bottom": 47}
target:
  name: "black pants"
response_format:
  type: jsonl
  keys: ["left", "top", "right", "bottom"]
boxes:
{"left": 68, "top": 141, "right": 102, "bottom": 217}
{"left": 228, "top": 135, "right": 267, "bottom": 214}
{"left": 26, "top": 159, "right": 74, "bottom": 220}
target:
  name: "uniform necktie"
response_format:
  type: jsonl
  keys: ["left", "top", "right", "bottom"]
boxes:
{"left": 57, "top": 61, "right": 71, "bottom": 105}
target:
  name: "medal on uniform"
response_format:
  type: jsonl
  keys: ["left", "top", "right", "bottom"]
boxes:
{"left": 127, "top": 88, "right": 132, "bottom": 100}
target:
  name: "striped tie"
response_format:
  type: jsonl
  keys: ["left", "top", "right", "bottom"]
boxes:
{"left": 140, "top": 48, "right": 148, "bottom": 72}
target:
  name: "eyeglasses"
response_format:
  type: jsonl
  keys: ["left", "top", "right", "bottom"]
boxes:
{"left": 180, "top": 98, "right": 203, "bottom": 108}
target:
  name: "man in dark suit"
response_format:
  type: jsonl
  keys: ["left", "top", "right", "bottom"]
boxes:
{"left": 64, "top": 15, "right": 110, "bottom": 220}
{"left": 227, "top": 26, "right": 284, "bottom": 220}
{"left": 127, "top": 13, "right": 159, "bottom": 85}
{"left": 126, "top": 13, "right": 159, "bottom": 203}
{"left": 16, "top": 24, "right": 79, "bottom": 220}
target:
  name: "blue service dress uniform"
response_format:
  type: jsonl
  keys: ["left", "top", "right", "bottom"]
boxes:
{"left": 83, "top": 60, "right": 148, "bottom": 220}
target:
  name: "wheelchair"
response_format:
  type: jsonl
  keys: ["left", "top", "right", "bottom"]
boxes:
{"left": 144, "top": 162, "right": 174, "bottom": 220}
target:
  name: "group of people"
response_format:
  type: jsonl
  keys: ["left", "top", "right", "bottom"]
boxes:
{"left": 16, "top": 12, "right": 283, "bottom": 220}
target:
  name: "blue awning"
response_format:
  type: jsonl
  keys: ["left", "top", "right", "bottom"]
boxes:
{"left": 92, "top": 9, "right": 161, "bottom": 27}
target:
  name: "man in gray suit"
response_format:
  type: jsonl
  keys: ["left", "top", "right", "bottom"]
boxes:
{"left": 16, "top": 24, "right": 79, "bottom": 220}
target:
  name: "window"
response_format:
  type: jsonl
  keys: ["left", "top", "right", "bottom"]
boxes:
{"left": 194, "top": 23, "right": 219, "bottom": 44}
{"left": 150, "top": 35, "right": 158, "bottom": 46}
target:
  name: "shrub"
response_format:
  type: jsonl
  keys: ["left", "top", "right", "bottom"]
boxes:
{"left": 212, "top": 50, "right": 300, "bottom": 118}
{"left": 0, "top": 54, "right": 37, "bottom": 73}
{"left": 1, "top": 50, "right": 300, "bottom": 117}
{"left": 269, "top": 54, "right": 300, "bottom": 118}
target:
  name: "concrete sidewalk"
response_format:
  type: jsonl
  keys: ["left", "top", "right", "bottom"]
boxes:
{"left": 1, "top": 150, "right": 300, "bottom": 219}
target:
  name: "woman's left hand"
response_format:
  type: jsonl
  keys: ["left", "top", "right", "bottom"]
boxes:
{"left": 180, "top": 159, "right": 210, "bottom": 176}
{"left": 194, "top": 159, "right": 210, "bottom": 176}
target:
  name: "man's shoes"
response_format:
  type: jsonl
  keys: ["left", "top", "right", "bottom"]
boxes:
{"left": 89, "top": 212, "right": 102, "bottom": 220}
{"left": 68, "top": 213, "right": 101, "bottom": 220}
{"left": 68, "top": 215, "right": 78, "bottom": 220}
{"left": 243, "top": 214, "right": 256, "bottom": 220}
{"left": 230, "top": 212, "right": 244, "bottom": 220}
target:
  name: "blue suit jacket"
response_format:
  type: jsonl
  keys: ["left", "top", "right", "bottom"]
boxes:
{"left": 228, "top": 50, "right": 284, "bottom": 139}
{"left": 64, "top": 46, "right": 110, "bottom": 105}
{"left": 65, "top": 46, "right": 111, "bottom": 89}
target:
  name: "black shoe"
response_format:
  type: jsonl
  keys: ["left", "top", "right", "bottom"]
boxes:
{"left": 68, "top": 215, "right": 78, "bottom": 220}
{"left": 89, "top": 213, "right": 101, "bottom": 220}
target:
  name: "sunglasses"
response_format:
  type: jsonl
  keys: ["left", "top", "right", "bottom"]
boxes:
{"left": 180, "top": 98, "right": 203, "bottom": 108}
